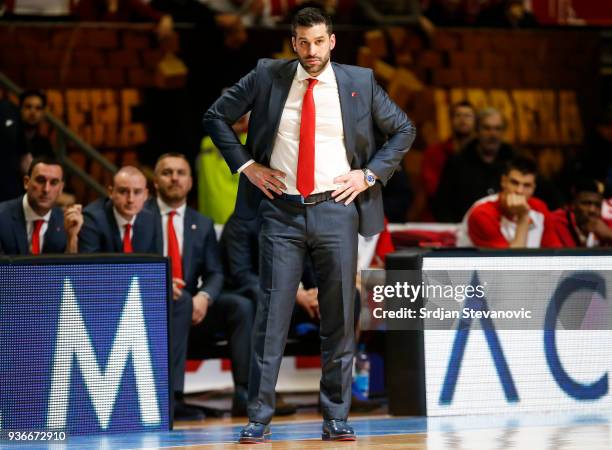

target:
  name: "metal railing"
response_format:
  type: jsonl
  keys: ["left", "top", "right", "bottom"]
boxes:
{"left": 0, "top": 71, "right": 117, "bottom": 197}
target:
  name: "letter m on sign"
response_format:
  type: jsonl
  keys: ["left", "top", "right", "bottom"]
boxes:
{"left": 46, "top": 278, "right": 161, "bottom": 430}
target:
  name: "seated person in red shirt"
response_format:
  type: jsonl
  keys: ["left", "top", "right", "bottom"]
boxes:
{"left": 551, "top": 179, "right": 612, "bottom": 247}
{"left": 457, "top": 157, "right": 561, "bottom": 248}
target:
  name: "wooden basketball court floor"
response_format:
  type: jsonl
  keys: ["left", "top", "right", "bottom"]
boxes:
{"left": 8, "top": 410, "right": 612, "bottom": 449}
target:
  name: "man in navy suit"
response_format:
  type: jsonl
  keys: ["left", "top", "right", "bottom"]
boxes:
{"left": 146, "top": 153, "right": 254, "bottom": 421}
{"left": 204, "top": 7, "right": 415, "bottom": 442}
{"left": 0, "top": 156, "right": 82, "bottom": 255}
{"left": 78, "top": 166, "right": 158, "bottom": 253}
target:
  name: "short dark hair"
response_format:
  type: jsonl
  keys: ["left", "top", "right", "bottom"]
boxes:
{"left": 19, "top": 89, "right": 47, "bottom": 108}
{"left": 503, "top": 156, "right": 537, "bottom": 176}
{"left": 450, "top": 100, "right": 475, "bottom": 116}
{"left": 572, "top": 179, "right": 603, "bottom": 197}
{"left": 28, "top": 156, "right": 64, "bottom": 179}
{"left": 291, "top": 7, "right": 333, "bottom": 37}
{"left": 155, "top": 152, "right": 190, "bottom": 166}
{"left": 154, "top": 152, "right": 191, "bottom": 173}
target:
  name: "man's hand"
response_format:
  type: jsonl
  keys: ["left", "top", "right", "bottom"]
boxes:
{"left": 332, "top": 170, "right": 370, "bottom": 205}
{"left": 63, "top": 204, "right": 83, "bottom": 254}
{"left": 172, "top": 278, "right": 186, "bottom": 301}
{"left": 500, "top": 192, "right": 530, "bottom": 219}
{"left": 64, "top": 204, "right": 83, "bottom": 238}
{"left": 587, "top": 217, "right": 612, "bottom": 242}
{"left": 243, "top": 163, "right": 286, "bottom": 199}
{"left": 192, "top": 292, "right": 210, "bottom": 325}
{"left": 296, "top": 288, "right": 319, "bottom": 320}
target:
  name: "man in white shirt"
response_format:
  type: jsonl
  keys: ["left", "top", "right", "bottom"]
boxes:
{"left": 0, "top": 156, "right": 82, "bottom": 254}
{"left": 204, "top": 7, "right": 415, "bottom": 443}
{"left": 145, "top": 153, "right": 253, "bottom": 421}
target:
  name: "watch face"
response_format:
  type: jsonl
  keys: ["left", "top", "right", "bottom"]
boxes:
{"left": 367, "top": 174, "right": 375, "bottom": 184}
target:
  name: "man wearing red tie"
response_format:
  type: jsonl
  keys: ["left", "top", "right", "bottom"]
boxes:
{"left": 146, "top": 153, "right": 253, "bottom": 421}
{"left": 0, "top": 156, "right": 82, "bottom": 255}
{"left": 78, "top": 166, "right": 158, "bottom": 254}
{"left": 204, "top": 7, "right": 415, "bottom": 443}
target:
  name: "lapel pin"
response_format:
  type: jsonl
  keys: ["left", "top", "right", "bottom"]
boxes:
{"left": 191, "top": 224, "right": 197, "bottom": 230}
{"left": 351, "top": 92, "right": 358, "bottom": 97}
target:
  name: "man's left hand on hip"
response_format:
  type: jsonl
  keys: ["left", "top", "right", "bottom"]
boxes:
{"left": 332, "top": 170, "right": 370, "bottom": 205}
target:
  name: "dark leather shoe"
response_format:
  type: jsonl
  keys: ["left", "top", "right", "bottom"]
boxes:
{"left": 322, "top": 419, "right": 356, "bottom": 441}
{"left": 174, "top": 401, "right": 205, "bottom": 421}
{"left": 238, "top": 422, "right": 271, "bottom": 444}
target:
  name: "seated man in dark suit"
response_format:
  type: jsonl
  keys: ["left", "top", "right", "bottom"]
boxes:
{"left": 146, "top": 152, "right": 254, "bottom": 421}
{"left": 78, "top": 166, "right": 158, "bottom": 253}
{"left": 0, "top": 156, "right": 82, "bottom": 255}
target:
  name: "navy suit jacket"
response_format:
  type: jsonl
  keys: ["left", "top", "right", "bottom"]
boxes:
{"left": 203, "top": 58, "right": 416, "bottom": 236}
{"left": 0, "top": 196, "right": 67, "bottom": 255}
{"left": 145, "top": 198, "right": 223, "bottom": 301}
{"left": 78, "top": 198, "right": 159, "bottom": 253}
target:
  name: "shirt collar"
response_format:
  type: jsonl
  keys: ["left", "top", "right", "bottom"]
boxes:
{"left": 22, "top": 194, "right": 52, "bottom": 223}
{"left": 157, "top": 197, "right": 186, "bottom": 217}
{"left": 113, "top": 207, "right": 136, "bottom": 228}
{"left": 295, "top": 60, "right": 335, "bottom": 84}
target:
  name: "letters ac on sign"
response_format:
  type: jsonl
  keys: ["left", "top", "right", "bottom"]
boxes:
{"left": 439, "top": 272, "right": 608, "bottom": 408}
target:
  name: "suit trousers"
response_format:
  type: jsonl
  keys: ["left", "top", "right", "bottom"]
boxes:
{"left": 248, "top": 197, "right": 358, "bottom": 424}
{"left": 175, "top": 291, "right": 255, "bottom": 394}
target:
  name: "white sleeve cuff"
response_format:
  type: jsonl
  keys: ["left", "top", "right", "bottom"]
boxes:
{"left": 237, "top": 159, "right": 256, "bottom": 173}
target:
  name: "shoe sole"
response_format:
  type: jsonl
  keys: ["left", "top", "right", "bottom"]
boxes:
{"left": 239, "top": 432, "right": 271, "bottom": 444}
{"left": 322, "top": 433, "right": 357, "bottom": 441}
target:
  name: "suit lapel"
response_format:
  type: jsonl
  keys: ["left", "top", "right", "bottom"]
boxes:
{"left": 132, "top": 214, "right": 144, "bottom": 252}
{"left": 104, "top": 201, "right": 123, "bottom": 252}
{"left": 265, "top": 60, "right": 298, "bottom": 161}
{"left": 182, "top": 208, "right": 195, "bottom": 285}
{"left": 147, "top": 199, "right": 164, "bottom": 254}
{"left": 12, "top": 199, "right": 29, "bottom": 254}
{"left": 42, "top": 208, "right": 61, "bottom": 253}
{"left": 333, "top": 63, "right": 356, "bottom": 166}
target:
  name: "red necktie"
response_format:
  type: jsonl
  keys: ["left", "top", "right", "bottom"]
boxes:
{"left": 167, "top": 211, "right": 183, "bottom": 280}
{"left": 297, "top": 78, "right": 318, "bottom": 198}
{"left": 31, "top": 219, "right": 44, "bottom": 255}
{"left": 123, "top": 223, "right": 133, "bottom": 253}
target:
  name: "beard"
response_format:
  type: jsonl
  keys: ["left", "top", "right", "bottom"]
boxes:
{"left": 160, "top": 187, "right": 185, "bottom": 203}
{"left": 297, "top": 54, "right": 330, "bottom": 76}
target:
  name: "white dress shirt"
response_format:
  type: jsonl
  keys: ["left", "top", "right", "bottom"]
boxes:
{"left": 271, "top": 61, "right": 350, "bottom": 195}
{"left": 239, "top": 61, "right": 351, "bottom": 195}
{"left": 113, "top": 208, "right": 136, "bottom": 241}
{"left": 23, "top": 194, "right": 51, "bottom": 252}
{"left": 156, "top": 198, "right": 186, "bottom": 257}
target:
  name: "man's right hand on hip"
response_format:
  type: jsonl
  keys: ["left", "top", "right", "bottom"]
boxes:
{"left": 243, "top": 163, "right": 286, "bottom": 199}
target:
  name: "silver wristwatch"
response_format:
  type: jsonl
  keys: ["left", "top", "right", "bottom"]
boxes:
{"left": 363, "top": 168, "right": 376, "bottom": 187}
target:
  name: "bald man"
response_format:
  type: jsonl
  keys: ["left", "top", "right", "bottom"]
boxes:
{"left": 78, "top": 166, "right": 159, "bottom": 253}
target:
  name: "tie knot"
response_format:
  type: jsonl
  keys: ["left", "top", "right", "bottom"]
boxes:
{"left": 124, "top": 223, "right": 131, "bottom": 232}
{"left": 306, "top": 78, "right": 318, "bottom": 89}
{"left": 168, "top": 210, "right": 177, "bottom": 219}
{"left": 33, "top": 219, "right": 44, "bottom": 231}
